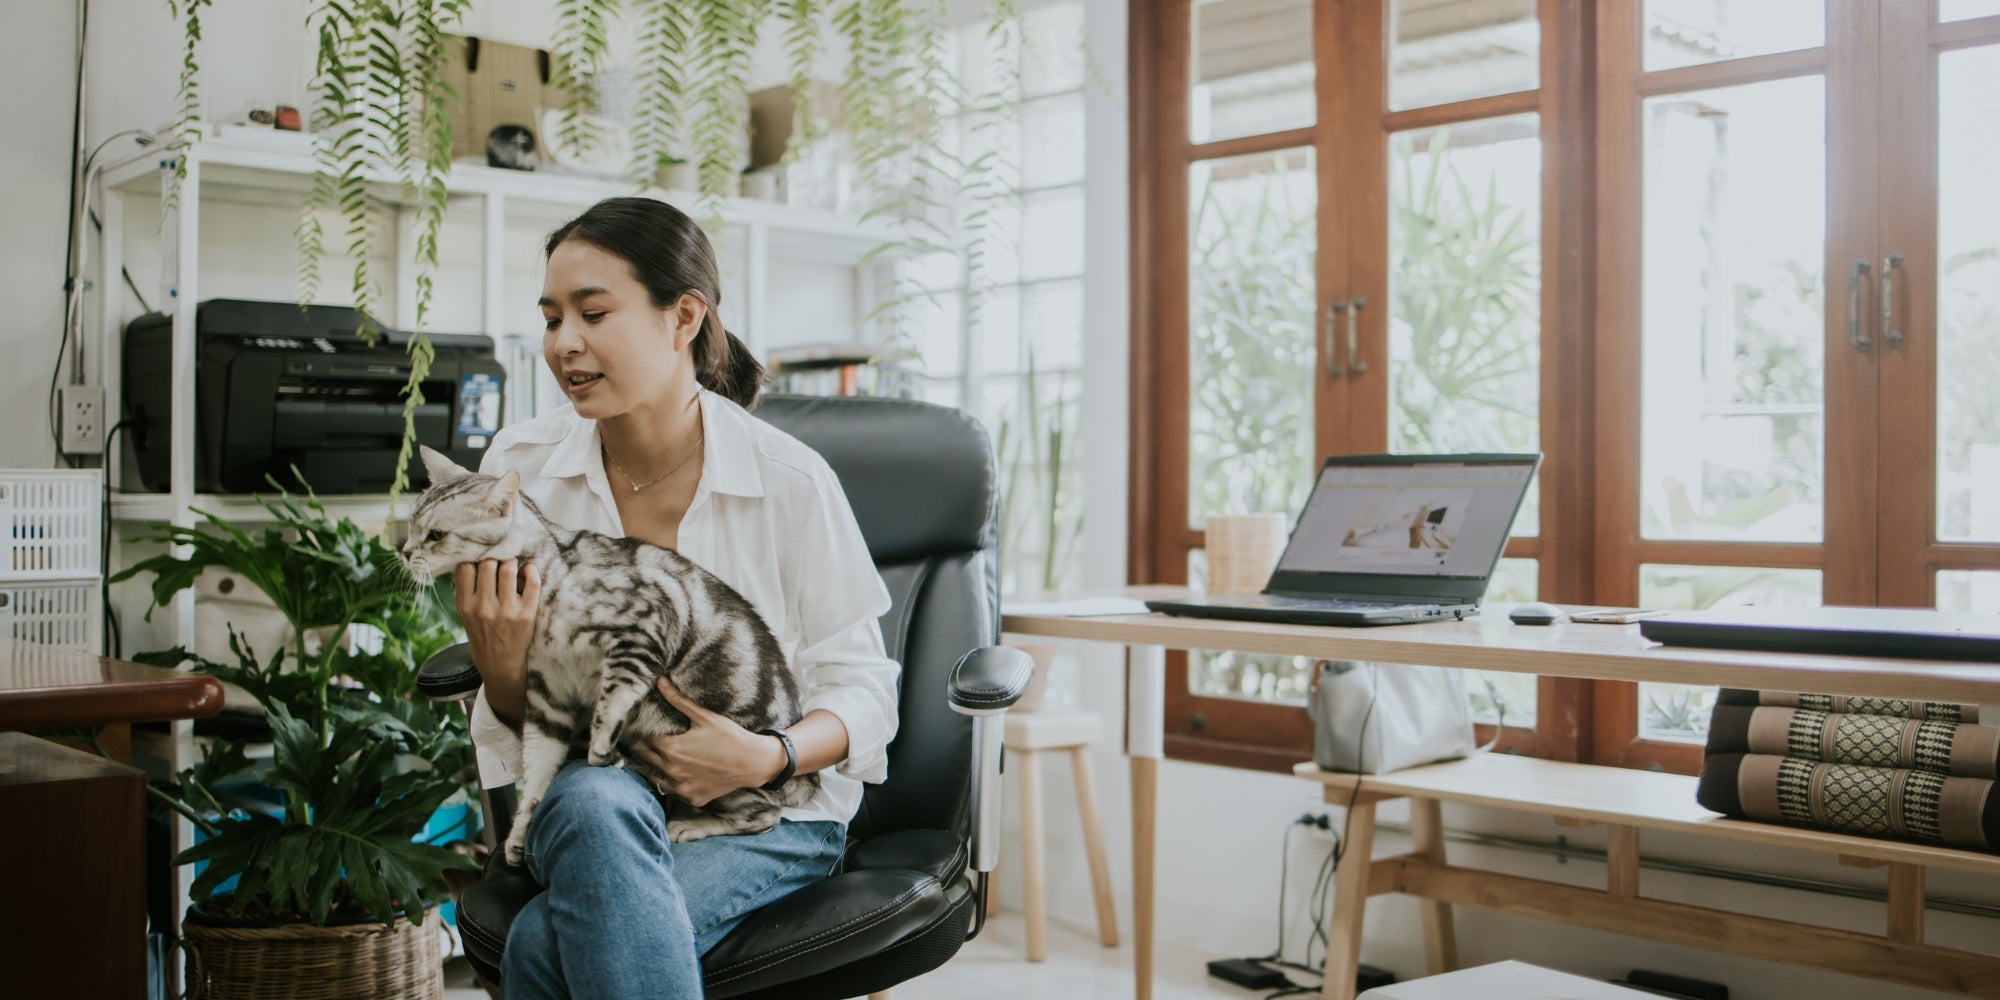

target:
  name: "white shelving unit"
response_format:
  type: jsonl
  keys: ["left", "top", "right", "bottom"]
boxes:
{"left": 96, "top": 131, "right": 901, "bottom": 627}
{"left": 92, "top": 132, "right": 903, "bottom": 942}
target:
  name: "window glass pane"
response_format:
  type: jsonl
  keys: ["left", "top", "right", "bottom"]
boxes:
{"left": 1936, "top": 47, "right": 2000, "bottom": 542}
{"left": 1470, "top": 557, "right": 1538, "bottom": 727}
{"left": 1022, "top": 2, "right": 1087, "bottom": 97}
{"left": 1021, "top": 187, "right": 1086, "bottom": 281}
{"left": 1023, "top": 94, "right": 1087, "bottom": 188}
{"left": 1640, "top": 77, "right": 1825, "bottom": 543}
{"left": 978, "top": 285, "right": 1023, "bottom": 375}
{"left": 1637, "top": 564, "right": 1822, "bottom": 742}
{"left": 1390, "top": 0, "right": 1538, "bottom": 112}
{"left": 1191, "top": 0, "right": 1315, "bottom": 144}
{"left": 985, "top": 371, "right": 1085, "bottom": 594}
{"left": 1189, "top": 149, "right": 1317, "bottom": 528}
{"left": 1643, "top": 0, "right": 1824, "bottom": 72}
{"left": 909, "top": 289, "right": 963, "bottom": 378}
{"left": 1938, "top": 571, "right": 2000, "bottom": 613}
{"left": 1024, "top": 279, "right": 1086, "bottom": 371}
{"left": 1941, "top": 0, "right": 2000, "bottom": 21}
{"left": 1187, "top": 549, "right": 1316, "bottom": 702}
{"left": 1389, "top": 114, "right": 1542, "bottom": 537}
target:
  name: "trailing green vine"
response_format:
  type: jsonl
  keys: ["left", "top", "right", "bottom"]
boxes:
{"left": 168, "top": 0, "right": 1029, "bottom": 493}
{"left": 163, "top": 0, "right": 213, "bottom": 211}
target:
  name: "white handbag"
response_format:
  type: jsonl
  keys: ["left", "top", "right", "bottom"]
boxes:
{"left": 1309, "top": 660, "right": 1475, "bottom": 774}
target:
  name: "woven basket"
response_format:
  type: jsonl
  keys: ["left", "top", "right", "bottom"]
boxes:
{"left": 181, "top": 905, "right": 445, "bottom": 1000}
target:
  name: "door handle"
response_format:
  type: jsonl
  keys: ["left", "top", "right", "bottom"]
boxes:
{"left": 1346, "top": 296, "right": 1367, "bottom": 376}
{"left": 1324, "top": 300, "right": 1346, "bottom": 377}
{"left": 1848, "top": 259, "right": 1872, "bottom": 351}
{"left": 1880, "top": 250, "right": 1904, "bottom": 348}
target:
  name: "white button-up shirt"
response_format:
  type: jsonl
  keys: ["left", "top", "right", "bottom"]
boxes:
{"left": 469, "top": 388, "right": 899, "bottom": 829}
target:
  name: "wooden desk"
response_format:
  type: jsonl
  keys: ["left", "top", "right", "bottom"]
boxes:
{"left": 0, "top": 639, "right": 224, "bottom": 1000}
{"left": 1000, "top": 589, "right": 2000, "bottom": 1000}
{"left": 0, "top": 637, "right": 224, "bottom": 730}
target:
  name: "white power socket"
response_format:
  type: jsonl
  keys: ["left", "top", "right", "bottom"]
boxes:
{"left": 58, "top": 384, "right": 105, "bottom": 454}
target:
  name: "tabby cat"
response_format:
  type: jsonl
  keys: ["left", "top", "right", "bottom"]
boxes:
{"left": 401, "top": 446, "right": 818, "bottom": 863}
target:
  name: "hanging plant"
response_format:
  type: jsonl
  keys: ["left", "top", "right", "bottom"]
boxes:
{"left": 162, "top": 0, "right": 1025, "bottom": 489}
{"left": 163, "top": 0, "right": 214, "bottom": 211}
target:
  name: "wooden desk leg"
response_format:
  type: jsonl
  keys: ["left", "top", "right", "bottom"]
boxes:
{"left": 1410, "top": 798, "right": 1457, "bottom": 975}
{"left": 1320, "top": 798, "right": 1378, "bottom": 1000}
{"left": 1128, "top": 644, "right": 1166, "bottom": 1000}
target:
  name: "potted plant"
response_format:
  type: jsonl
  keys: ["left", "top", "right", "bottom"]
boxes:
{"left": 111, "top": 483, "right": 476, "bottom": 999}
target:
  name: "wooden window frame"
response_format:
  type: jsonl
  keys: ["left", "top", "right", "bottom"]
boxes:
{"left": 1131, "top": 0, "right": 1598, "bottom": 774}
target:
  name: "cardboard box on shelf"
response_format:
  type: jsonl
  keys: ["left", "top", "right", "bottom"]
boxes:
{"left": 437, "top": 35, "right": 556, "bottom": 165}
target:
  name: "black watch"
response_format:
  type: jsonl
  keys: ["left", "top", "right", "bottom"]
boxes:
{"left": 759, "top": 728, "right": 797, "bottom": 790}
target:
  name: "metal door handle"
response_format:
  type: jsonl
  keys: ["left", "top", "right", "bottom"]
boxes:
{"left": 1848, "top": 260, "right": 1872, "bottom": 351}
{"left": 1346, "top": 296, "right": 1367, "bottom": 376}
{"left": 1324, "top": 300, "right": 1346, "bottom": 377}
{"left": 1881, "top": 251, "right": 1904, "bottom": 348}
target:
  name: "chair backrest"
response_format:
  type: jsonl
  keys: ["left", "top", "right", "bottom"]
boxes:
{"left": 752, "top": 395, "right": 999, "bottom": 842}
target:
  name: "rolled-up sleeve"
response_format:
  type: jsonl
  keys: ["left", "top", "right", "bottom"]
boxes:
{"left": 789, "top": 469, "right": 899, "bottom": 783}
{"left": 470, "top": 691, "right": 524, "bottom": 788}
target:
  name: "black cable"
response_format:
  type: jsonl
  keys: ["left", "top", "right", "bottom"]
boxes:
{"left": 1266, "top": 821, "right": 1296, "bottom": 962}
{"left": 89, "top": 208, "right": 156, "bottom": 315}
{"left": 101, "top": 419, "right": 129, "bottom": 657}
{"left": 51, "top": 0, "right": 88, "bottom": 468}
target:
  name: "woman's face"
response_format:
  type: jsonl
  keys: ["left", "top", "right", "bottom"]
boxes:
{"left": 539, "top": 238, "right": 701, "bottom": 421}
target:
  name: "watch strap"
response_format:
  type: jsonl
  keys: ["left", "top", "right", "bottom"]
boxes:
{"left": 759, "top": 728, "right": 797, "bottom": 790}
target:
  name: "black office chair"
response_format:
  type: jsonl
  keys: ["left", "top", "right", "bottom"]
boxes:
{"left": 418, "top": 394, "right": 1035, "bottom": 998}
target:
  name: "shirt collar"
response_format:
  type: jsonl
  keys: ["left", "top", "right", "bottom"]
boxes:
{"left": 536, "top": 389, "right": 764, "bottom": 499}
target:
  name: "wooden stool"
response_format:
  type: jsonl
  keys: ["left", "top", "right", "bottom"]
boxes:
{"left": 989, "top": 709, "right": 1119, "bottom": 961}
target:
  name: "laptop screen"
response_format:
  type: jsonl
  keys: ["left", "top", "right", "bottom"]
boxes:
{"left": 1273, "top": 456, "right": 1538, "bottom": 581}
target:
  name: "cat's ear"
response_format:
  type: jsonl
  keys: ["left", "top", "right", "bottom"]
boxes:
{"left": 420, "top": 445, "right": 470, "bottom": 484}
{"left": 484, "top": 470, "right": 522, "bottom": 516}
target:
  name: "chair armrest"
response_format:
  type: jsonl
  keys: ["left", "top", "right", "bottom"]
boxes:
{"left": 946, "top": 646, "right": 1035, "bottom": 716}
{"left": 944, "top": 646, "right": 1033, "bottom": 876}
{"left": 418, "top": 642, "right": 483, "bottom": 702}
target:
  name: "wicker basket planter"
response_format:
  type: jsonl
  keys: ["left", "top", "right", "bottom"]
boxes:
{"left": 180, "top": 903, "right": 445, "bottom": 1000}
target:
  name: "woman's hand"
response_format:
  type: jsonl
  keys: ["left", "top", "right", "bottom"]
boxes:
{"left": 629, "top": 678, "right": 788, "bottom": 807}
{"left": 454, "top": 558, "right": 540, "bottom": 727}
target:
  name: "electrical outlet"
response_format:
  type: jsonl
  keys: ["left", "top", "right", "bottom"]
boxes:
{"left": 59, "top": 384, "right": 105, "bottom": 454}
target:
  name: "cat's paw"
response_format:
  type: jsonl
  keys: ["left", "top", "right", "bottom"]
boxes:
{"left": 502, "top": 831, "right": 528, "bottom": 867}
{"left": 586, "top": 741, "right": 619, "bottom": 767}
{"left": 666, "top": 815, "right": 731, "bottom": 843}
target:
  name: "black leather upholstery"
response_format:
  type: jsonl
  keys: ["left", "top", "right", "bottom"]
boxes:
{"left": 446, "top": 394, "right": 1014, "bottom": 998}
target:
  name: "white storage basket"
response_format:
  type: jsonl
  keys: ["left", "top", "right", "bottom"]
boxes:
{"left": 0, "top": 470, "right": 102, "bottom": 582}
{"left": 0, "top": 579, "right": 102, "bottom": 651}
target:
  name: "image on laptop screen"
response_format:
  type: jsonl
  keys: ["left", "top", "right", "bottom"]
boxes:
{"left": 1275, "top": 459, "right": 1536, "bottom": 579}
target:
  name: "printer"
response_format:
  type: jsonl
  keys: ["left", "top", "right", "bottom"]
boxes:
{"left": 124, "top": 298, "right": 507, "bottom": 494}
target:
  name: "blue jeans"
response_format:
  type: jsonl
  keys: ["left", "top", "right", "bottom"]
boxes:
{"left": 501, "top": 760, "right": 846, "bottom": 1000}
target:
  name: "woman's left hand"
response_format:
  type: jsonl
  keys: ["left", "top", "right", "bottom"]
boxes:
{"left": 630, "top": 678, "right": 787, "bottom": 807}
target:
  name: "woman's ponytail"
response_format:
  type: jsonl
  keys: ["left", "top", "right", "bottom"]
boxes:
{"left": 692, "top": 308, "right": 765, "bottom": 409}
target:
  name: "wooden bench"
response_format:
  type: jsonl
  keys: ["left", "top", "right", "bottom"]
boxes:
{"left": 1295, "top": 753, "right": 2000, "bottom": 999}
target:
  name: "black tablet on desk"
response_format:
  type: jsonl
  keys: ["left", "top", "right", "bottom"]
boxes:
{"left": 1639, "top": 606, "right": 2000, "bottom": 662}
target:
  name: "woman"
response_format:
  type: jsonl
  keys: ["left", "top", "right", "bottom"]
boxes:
{"left": 455, "top": 196, "right": 898, "bottom": 998}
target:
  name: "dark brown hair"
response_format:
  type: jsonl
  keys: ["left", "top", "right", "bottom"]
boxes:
{"left": 544, "top": 197, "right": 765, "bottom": 408}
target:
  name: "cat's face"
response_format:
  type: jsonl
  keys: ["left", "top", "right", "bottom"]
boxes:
{"left": 401, "top": 446, "right": 523, "bottom": 583}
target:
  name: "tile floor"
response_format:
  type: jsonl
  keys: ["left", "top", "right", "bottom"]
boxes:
{"left": 442, "top": 912, "right": 1271, "bottom": 999}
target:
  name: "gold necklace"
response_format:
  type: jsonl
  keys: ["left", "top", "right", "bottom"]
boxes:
{"left": 604, "top": 429, "right": 704, "bottom": 493}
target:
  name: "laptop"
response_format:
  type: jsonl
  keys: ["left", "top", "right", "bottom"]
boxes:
{"left": 1640, "top": 606, "right": 2000, "bottom": 662}
{"left": 1146, "top": 453, "right": 1541, "bottom": 626}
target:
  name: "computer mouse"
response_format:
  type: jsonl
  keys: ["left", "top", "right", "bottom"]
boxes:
{"left": 1508, "top": 601, "right": 1565, "bottom": 626}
